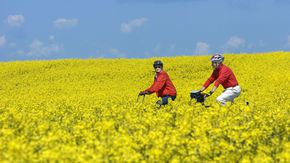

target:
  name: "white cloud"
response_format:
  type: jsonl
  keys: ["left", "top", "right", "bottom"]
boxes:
{"left": 8, "top": 42, "right": 16, "bottom": 48}
{"left": 17, "top": 50, "right": 25, "bottom": 55}
{"left": 195, "top": 42, "right": 210, "bottom": 55}
{"left": 49, "top": 35, "right": 55, "bottom": 42}
{"left": 54, "top": 18, "right": 79, "bottom": 29}
{"left": 121, "top": 17, "right": 148, "bottom": 33}
{"left": 27, "top": 38, "right": 63, "bottom": 57}
{"left": 0, "top": 35, "right": 6, "bottom": 47}
{"left": 225, "top": 36, "right": 246, "bottom": 49}
{"left": 5, "top": 14, "right": 25, "bottom": 27}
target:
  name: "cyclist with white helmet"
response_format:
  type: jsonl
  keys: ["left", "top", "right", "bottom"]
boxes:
{"left": 199, "top": 54, "right": 241, "bottom": 106}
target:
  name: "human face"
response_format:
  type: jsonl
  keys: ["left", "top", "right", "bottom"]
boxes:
{"left": 154, "top": 65, "right": 162, "bottom": 73}
{"left": 211, "top": 61, "right": 221, "bottom": 69}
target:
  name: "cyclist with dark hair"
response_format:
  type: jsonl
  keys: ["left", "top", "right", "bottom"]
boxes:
{"left": 139, "top": 60, "right": 177, "bottom": 105}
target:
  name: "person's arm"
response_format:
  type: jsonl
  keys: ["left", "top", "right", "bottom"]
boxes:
{"left": 202, "top": 85, "right": 217, "bottom": 97}
{"left": 146, "top": 73, "right": 166, "bottom": 93}
{"left": 200, "top": 71, "right": 217, "bottom": 92}
{"left": 200, "top": 86, "right": 206, "bottom": 92}
{"left": 208, "top": 86, "right": 217, "bottom": 95}
{"left": 139, "top": 90, "right": 151, "bottom": 95}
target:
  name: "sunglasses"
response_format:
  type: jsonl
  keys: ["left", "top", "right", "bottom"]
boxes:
{"left": 153, "top": 65, "right": 162, "bottom": 69}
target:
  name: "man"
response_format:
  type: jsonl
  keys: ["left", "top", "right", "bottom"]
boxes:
{"left": 199, "top": 54, "right": 241, "bottom": 106}
{"left": 139, "top": 60, "right": 177, "bottom": 105}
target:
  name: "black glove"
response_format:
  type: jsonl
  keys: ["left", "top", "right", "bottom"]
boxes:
{"left": 139, "top": 91, "right": 145, "bottom": 95}
{"left": 139, "top": 90, "right": 150, "bottom": 95}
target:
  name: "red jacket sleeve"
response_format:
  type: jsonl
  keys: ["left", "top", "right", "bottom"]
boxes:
{"left": 146, "top": 73, "right": 167, "bottom": 93}
{"left": 203, "top": 71, "right": 218, "bottom": 89}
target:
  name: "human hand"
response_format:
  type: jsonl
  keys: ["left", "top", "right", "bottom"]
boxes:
{"left": 199, "top": 87, "right": 206, "bottom": 93}
{"left": 203, "top": 93, "right": 210, "bottom": 98}
{"left": 139, "top": 91, "right": 150, "bottom": 95}
{"left": 203, "top": 92, "right": 211, "bottom": 98}
{"left": 139, "top": 91, "right": 146, "bottom": 95}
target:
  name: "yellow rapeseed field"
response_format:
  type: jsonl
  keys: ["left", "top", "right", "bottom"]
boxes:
{"left": 0, "top": 52, "right": 289, "bottom": 162}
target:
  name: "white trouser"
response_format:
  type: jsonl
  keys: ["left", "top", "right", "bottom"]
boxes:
{"left": 216, "top": 85, "right": 241, "bottom": 106}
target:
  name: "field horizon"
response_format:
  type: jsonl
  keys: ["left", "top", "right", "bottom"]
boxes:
{"left": 0, "top": 51, "right": 285, "bottom": 63}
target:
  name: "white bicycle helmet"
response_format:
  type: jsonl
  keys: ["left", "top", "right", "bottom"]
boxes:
{"left": 210, "top": 53, "right": 224, "bottom": 63}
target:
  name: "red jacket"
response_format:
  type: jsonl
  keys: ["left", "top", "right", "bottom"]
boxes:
{"left": 203, "top": 64, "right": 239, "bottom": 89}
{"left": 146, "top": 71, "right": 177, "bottom": 97}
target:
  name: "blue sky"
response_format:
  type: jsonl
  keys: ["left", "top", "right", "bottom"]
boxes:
{"left": 1, "top": 0, "right": 290, "bottom": 61}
